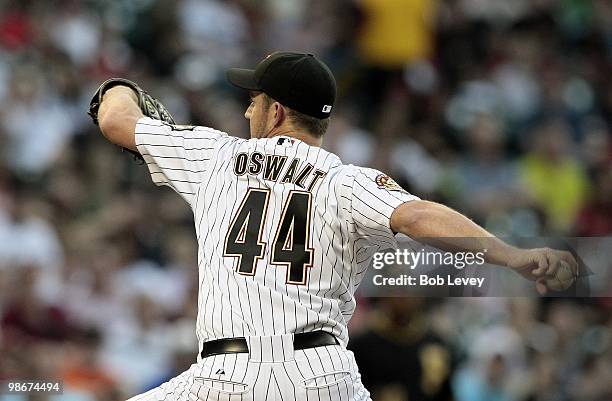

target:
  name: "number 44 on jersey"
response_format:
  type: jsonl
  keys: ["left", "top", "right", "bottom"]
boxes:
{"left": 223, "top": 188, "right": 314, "bottom": 285}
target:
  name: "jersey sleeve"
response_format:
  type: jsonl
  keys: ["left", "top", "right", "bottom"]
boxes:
{"left": 134, "top": 117, "right": 226, "bottom": 206}
{"left": 341, "top": 166, "right": 420, "bottom": 248}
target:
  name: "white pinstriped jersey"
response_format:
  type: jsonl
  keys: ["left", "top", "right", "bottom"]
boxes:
{"left": 135, "top": 117, "right": 419, "bottom": 349}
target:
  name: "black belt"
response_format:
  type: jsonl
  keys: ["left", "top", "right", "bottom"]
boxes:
{"left": 200, "top": 331, "right": 339, "bottom": 359}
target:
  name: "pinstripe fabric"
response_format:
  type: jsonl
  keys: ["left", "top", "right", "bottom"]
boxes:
{"left": 125, "top": 342, "right": 370, "bottom": 401}
{"left": 129, "top": 117, "right": 419, "bottom": 400}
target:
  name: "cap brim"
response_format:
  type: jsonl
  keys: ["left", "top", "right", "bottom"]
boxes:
{"left": 226, "top": 68, "right": 260, "bottom": 91}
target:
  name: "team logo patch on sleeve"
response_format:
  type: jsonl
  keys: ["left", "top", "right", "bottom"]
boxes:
{"left": 375, "top": 174, "right": 407, "bottom": 193}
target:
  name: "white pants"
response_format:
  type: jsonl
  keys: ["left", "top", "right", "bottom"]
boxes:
{"left": 126, "top": 334, "right": 371, "bottom": 401}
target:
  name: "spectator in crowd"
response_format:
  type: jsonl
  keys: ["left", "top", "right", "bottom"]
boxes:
{"left": 575, "top": 164, "right": 612, "bottom": 236}
{"left": 350, "top": 298, "right": 454, "bottom": 401}
{"left": 518, "top": 118, "right": 590, "bottom": 233}
{"left": 451, "top": 113, "right": 528, "bottom": 225}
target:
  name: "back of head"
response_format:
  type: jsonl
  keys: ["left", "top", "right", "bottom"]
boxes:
{"left": 227, "top": 52, "right": 337, "bottom": 138}
{"left": 259, "top": 93, "right": 330, "bottom": 138}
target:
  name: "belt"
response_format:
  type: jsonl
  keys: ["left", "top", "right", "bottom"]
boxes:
{"left": 200, "top": 331, "right": 339, "bottom": 359}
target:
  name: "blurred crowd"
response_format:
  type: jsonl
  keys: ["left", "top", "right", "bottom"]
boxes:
{"left": 0, "top": 0, "right": 611, "bottom": 400}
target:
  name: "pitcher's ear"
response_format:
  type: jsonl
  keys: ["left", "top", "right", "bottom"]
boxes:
{"left": 272, "top": 102, "right": 286, "bottom": 128}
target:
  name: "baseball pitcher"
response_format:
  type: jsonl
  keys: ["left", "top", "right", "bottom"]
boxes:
{"left": 89, "top": 52, "right": 577, "bottom": 401}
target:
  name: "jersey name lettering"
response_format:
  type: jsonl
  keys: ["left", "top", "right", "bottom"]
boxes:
{"left": 234, "top": 152, "right": 326, "bottom": 191}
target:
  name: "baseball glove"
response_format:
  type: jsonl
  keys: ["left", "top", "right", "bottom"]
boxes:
{"left": 88, "top": 78, "right": 176, "bottom": 162}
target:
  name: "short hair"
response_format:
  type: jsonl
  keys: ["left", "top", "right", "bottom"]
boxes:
{"left": 261, "top": 93, "right": 274, "bottom": 108}
{"left": 286, "top": 108, "right": 330, "bottom": 138}
{"left": 262, "top": 93, "right": 330, "bottom": 138}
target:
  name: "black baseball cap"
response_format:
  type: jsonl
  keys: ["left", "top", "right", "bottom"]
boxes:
{"left": 226, "top": 52, "right": 336, "bottom": 119}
